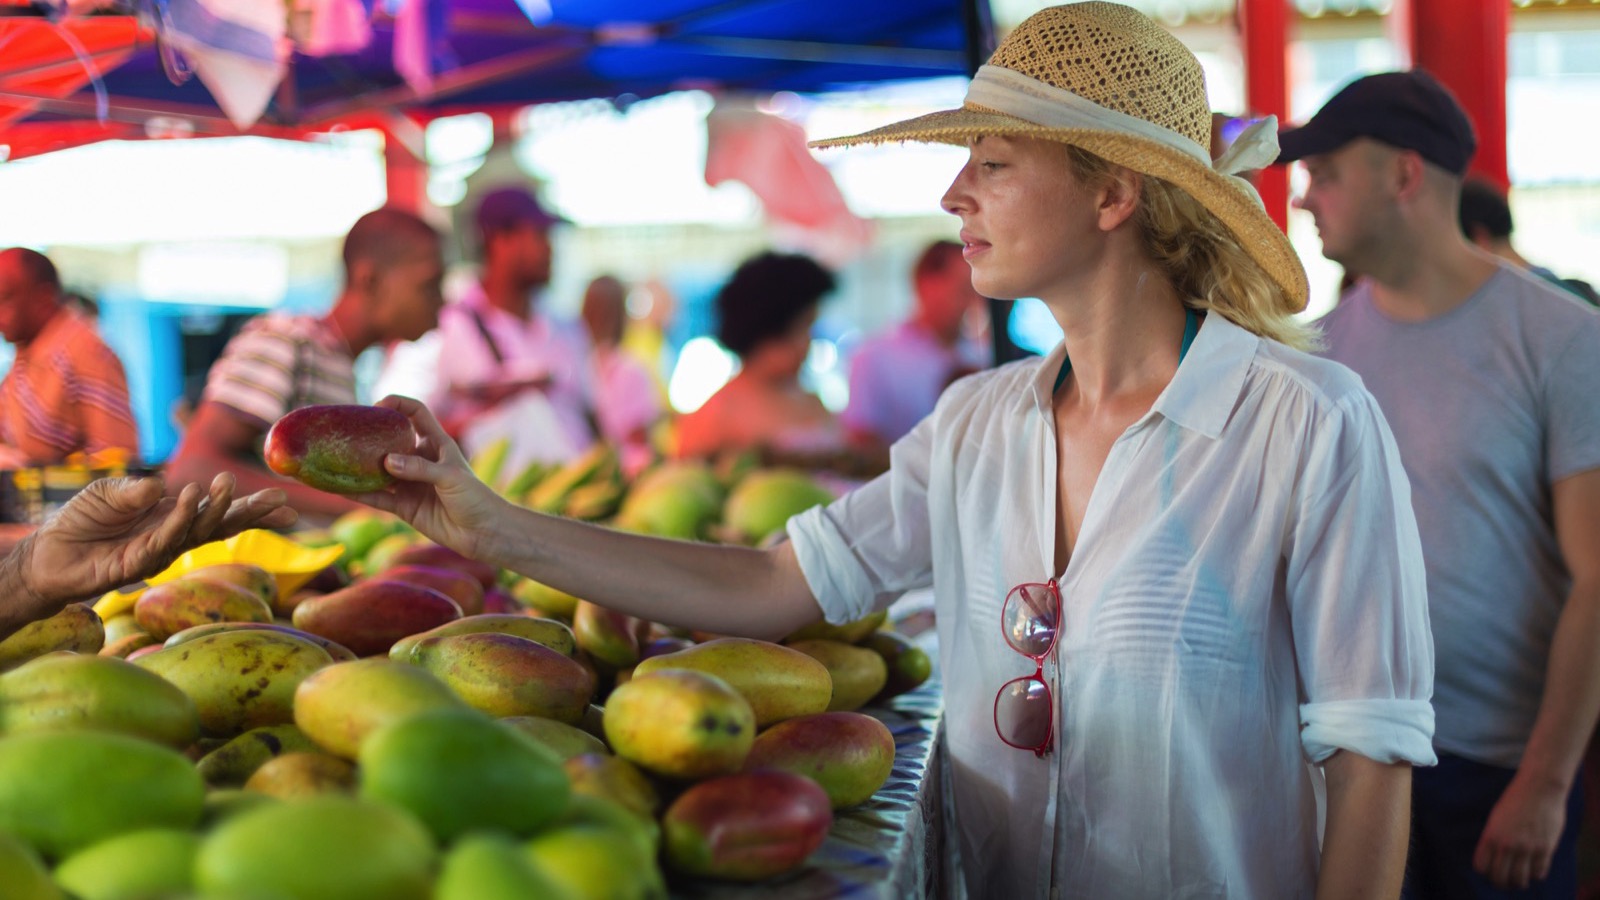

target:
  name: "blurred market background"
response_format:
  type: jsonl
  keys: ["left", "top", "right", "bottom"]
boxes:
{"left": 1, "top": 0, "right": 1597, "bottom": 464}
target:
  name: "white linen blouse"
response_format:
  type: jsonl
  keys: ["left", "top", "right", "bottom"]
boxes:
{"left": 788, "top": 313, "right": 1436, "bottom": 899}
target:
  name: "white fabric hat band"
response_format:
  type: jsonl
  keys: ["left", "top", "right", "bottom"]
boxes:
{"left": 963, "top": 65, "right": 1279, "bottom": 208}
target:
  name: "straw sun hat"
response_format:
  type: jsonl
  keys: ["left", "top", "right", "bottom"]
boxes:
{"left": 810, "top": 1, "right": 1309, "bottom": 312}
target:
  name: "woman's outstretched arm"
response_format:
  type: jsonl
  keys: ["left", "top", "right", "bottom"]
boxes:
{"left": 354, "top": 395, "right": 826, "bottom": 641}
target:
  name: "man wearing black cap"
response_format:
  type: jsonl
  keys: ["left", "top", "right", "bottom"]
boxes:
{"left": 1280, "top": 70, "right": 1600, "bottom": 898}
{"left": 426, "top": 186, "right": 595, "bottom": 468}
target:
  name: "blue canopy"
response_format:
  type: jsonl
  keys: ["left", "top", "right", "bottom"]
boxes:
{"left": 3, "top": 0, "right": 992, "bottom": 137}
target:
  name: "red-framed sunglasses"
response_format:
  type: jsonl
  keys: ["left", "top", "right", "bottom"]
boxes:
{"left": 993, "top": 579, "right": 1061, "bottom": 757}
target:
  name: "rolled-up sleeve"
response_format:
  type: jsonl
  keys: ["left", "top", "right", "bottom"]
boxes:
{"left": 787, "top": 415, "right": 938, "bottom": 625}
{"left": 1286, "top": 391, "right": 1436, "bottom": 766}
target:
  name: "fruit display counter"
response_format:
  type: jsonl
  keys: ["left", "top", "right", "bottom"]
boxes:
{"left": 0, "top": 442, "right": 950, "bottom": 899}
{"left": 670, "top": 680, "right": 946, "bottom": 900}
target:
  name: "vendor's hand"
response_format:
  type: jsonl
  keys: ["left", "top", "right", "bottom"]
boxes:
{"left": 352, "top": 395, "right": 506, "bottom": 562}
{"left": 1473, "top": 771, "right": 1568, "bottom": 890}
{"left": 10, "top": 472, "right": 297, "bottom": 618}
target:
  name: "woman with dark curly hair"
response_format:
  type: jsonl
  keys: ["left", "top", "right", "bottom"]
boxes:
{"left": 673, "top": 251, "right": 848, "bottom": 462}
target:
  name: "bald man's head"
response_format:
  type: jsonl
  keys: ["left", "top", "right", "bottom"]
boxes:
{"left": 0, "top": 248, "right": 64, "bottom": 345}
{"left": 341, "top": 208, "right": 446, "bottom": 343}
{"left": 342, "top": 208, "right": 442, "bottom": 279}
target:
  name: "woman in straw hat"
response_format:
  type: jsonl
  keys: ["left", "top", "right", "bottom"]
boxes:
{"left": 354, "top": 3, "right": 1433, "bottom": 896}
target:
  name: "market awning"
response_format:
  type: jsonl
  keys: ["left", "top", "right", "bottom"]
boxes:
{"left": 0, "top": 0, "right": 991, "bottom": 158}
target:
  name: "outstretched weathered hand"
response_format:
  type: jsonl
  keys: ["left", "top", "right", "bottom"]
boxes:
{"left": 10, "top": 472, "right": 297, "bottom": 620}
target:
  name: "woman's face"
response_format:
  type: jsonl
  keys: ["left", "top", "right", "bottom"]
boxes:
{"left": 940, "top": 135, "right": 1103, "bottom": 303}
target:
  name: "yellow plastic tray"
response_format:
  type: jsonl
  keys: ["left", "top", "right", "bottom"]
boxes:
{"left": 93, "top": 529, "right": 343, "bottom": 621}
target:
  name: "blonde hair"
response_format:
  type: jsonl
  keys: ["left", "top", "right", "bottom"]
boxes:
{"left": 1064, "top": 146, "right": 1319, "bottom": 352}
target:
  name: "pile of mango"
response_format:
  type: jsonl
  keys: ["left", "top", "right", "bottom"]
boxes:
{"left": 0, "top": 474, "right": 933, "bottom": 900}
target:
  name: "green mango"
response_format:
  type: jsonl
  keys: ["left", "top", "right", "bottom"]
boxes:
{"left": 435, "top": 834, "right": 578, "bottom": 900}
{"left": 0, "top": 830, "right": 60, "bottom": 900}
{"left": 194, "top": 796, "right": 433, "bottom": 900}
{"left": 53, "top": 828, "right": 199, "bottom": 900}
{"left": 0, "top": 652, "right": 198, "bottom": 748}
{"left": 359, "top": 708, "right": 569, "bottom": 843}
{"left": 0, "top": 731, "right": 204, "bottom": 859}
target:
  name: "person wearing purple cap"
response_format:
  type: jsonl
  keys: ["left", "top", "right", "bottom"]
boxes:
{"left": 1282, "top": 69, "right": 1600, "bottom": 898}
{"left": 426, "top": 186, "right": 596, "bottom": 469}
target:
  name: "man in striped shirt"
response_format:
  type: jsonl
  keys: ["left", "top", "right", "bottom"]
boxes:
{"left": 0, "top": 249, "right": 140, "bottom": 466}
{"left": 167, "top": 208, "right": 444, "bottom": 522}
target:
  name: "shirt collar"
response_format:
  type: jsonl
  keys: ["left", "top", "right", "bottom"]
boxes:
{"left": 1153, "top": 313, "right": 1259, "bottom": 439}
{"left": 1026, "top": 312, "right": 1260, "bottom": 440}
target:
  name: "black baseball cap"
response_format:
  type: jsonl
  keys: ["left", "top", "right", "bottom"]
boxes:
{"left": 1276, "top": 70, "right": 1477, "bottom": 175}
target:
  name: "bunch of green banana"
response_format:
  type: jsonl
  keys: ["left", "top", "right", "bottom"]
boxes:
{"left": 469, "top": 437, "right": 514, "bottom": 489}
{"left": 524, "top": 444, "right": 623, "bottom": 515}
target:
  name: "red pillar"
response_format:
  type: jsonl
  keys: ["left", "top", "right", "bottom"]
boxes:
{"left": 1405, "top": 0, "right": 1509, "bottom": 190}
{"left": 1238, "top": 0, "right": 1292, "bottom": 231}
{"left": 383, "top": 115, "right": 430, "bottom": 213}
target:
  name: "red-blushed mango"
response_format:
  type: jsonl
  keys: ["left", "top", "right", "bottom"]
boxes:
{"left": 165, "top": 621, "right": 356, "bottom": 662}
{"left": 389, "top": 614, "right": 577, "bottom": 661}
{"left": 603, "top": 670, "right": 755, "bottom": 780}
{"left": 862, "top": 631, "right": 933, "bottom": 702}
{"left": 375, "top": 564, "right": 484, "bottom": 616}
{"left": 481, "top": 586, "right": 518, "bottom": 614}
{"left": 786, "top": 639, "right": 888, "bottom": 712}
{"left": 662, "top": 770, "right": 832, "bottom": 881}
{"left": 264, "top": 404, "right": 417, "bottom": 494}
{"left": 292, "top": 581, "right": 462, "bottom": 658}
{"left": 384, "top": 543, "right": 498, "bottom": 589}
{"left": 572, "top": 601, "right": 648, "bottom": 669}
{"left": 293, "top": 659, "right": 466, "bottom": 760}
{"left": 744, "top": 711, "right": 895, "bottom": 809}
{"left": 134, "top": 579, "right": 273, "bottom": 642}
{"left": 404, "top": 632, "right": 595, "bottom": 723}
{"left": 189, "top": 564, "right": 277, "bottom": 611}
{"left": 641, "top": 636, "right": 694, "bottom": 659}
{"left": 99, "top": 632, "right": 157, "bottom": 659}
{"left": 633, "top": 638, "right": 832, "bottom": 726}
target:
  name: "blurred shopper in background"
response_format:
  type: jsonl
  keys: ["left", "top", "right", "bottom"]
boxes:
{"left": 1284, "top": 69, "right": 1600, "bottom": 898}
{"left": 0, "top": 248, "right": 139, "bottom": 466}
{"left": 425, "top": 187, "right": 596, "bottom": 472}
{"left": 842, "top": 240, "right": 989, "bottom": 447}
{"left": 1458, "top": 177, "right": 1599, "bottom": 306}
{"left": 581, "top": 274, "right": 662, "bottom": 475}
{"left": 167, "top": 207, "right": 444, "bottom": 523}
{"left": 674, "top": 251, "right": 859, "bottom": 470}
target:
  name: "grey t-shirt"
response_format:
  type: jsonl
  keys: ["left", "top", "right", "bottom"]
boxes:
{"left": 1318, "top": 265, "right": 1600, "bottom": 767}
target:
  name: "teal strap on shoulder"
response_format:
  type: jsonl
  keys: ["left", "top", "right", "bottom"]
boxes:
{"left": 1053, "top": 306, "right": 1200, "bottom": 394}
